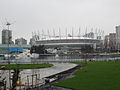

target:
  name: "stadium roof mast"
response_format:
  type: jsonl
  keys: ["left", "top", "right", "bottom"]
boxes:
{"left": 66, "top": 28, "right": 67, "bottom": 39}
{"left": 85, "top": 27, "right": 87, "bottom": 38}
{"left": 72, "top": 27, "right": 74, "bottom": 39}
{"left": 59, "top": 27, "right": 61, "bottom": 39}
{"left": 37, "top": 30, "right": 40, "bottom": 40}
{"left": 91, "top": 28, "right": 94, "bottom": 39}
{"left": 42, "top": 29, "right": 44, "bottom": 40}
{"left": 78, "top": 27, "right": 81, "bottom": 39}
{"left": 95, "top": 28, "right": 98, "bottom": 39}
{"left": 47, "top": 29, "right": 51, "bottom": 40}
{"left": 53, "top": 28, "right": 55, "bottom": 38}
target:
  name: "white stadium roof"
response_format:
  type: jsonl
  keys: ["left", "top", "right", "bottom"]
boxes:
{"left": 38, "top": 36, "right": 98, "bottom": 41}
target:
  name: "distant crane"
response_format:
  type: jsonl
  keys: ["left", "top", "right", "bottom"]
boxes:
{"left": 5, "top": 18, "right": 16, "bottom": 30}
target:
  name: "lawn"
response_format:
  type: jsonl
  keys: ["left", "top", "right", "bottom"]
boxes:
{"left": 54, "top": 61, "right": 120, "bottom": 90}
{"left": 0, "top": 63, "right": 53, "bottom": 69}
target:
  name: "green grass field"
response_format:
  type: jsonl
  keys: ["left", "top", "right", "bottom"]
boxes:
{"left": 0, "top": 63, "right": 53, "bottom": 69}
{"left": 54, "top": 61, "right": 120, "bottom": 90}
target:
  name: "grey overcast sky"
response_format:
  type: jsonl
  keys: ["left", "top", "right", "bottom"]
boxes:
{"left": 0, "top": 0, "right": 120, "bottom": 43}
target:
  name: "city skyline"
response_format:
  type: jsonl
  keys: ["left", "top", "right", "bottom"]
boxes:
{"left": 0, "top": 0, "right": 120, "bottom": 42}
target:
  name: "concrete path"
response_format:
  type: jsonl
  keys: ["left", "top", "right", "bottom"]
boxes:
{"left": 0, "top": 63, "right": 77, "bottom": 89}
{"left": 20, "top": 63, "right": 77, "bottom": 86}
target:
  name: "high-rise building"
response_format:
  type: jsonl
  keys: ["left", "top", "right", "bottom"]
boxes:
{"left": 2, "top": 29, "right": 12, "bottom": 44}
{"left": 104, "top": 35, "right": 109, "bottom": 50}
{"left": 104, "top": 33, "right": 116, "bottom": 52}
{"left": 109, "top": 33, "right": 116, "bottom": 51}
{"left": 29, "top": 38, "right": 35, "bottom": 45}
{"left": 116, "top": 25, "right": 120, "bottom": 51}
{"left": 15, "top": 38, "right": 27, "bottom": 45}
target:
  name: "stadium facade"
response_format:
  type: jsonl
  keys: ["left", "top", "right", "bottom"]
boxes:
{"left": 36, "top": 37, "right": 100, "bottom": 48}
{"left": 31, "top": 29, "right": 104, "bottom": 53}
{"left": 33, "top": 36, "right": 102, "bottom": 54}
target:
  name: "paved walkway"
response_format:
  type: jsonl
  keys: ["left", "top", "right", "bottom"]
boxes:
{"left": 0, "top": 63, "right": 77, "bottom": 90}
{"left": 19, "top": 63, "right": 77, "bottom": 88}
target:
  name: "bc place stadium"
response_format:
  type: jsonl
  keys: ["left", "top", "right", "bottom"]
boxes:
{"left": 32, "top": 29, "right": 104, "bottom": 54}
